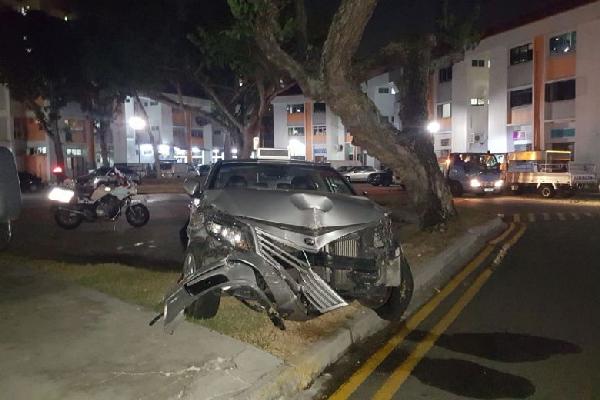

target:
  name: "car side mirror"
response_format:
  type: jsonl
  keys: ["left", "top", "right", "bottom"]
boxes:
{"left": 183, "top": 176, "right": 203, "bottom": 197}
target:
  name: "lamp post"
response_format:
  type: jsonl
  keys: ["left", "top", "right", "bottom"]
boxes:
{"left": 426, "top": 120, "right": 441, "bottom": 134}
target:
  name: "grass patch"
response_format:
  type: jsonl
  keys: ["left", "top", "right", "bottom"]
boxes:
{"left": 0, "top": 254, "right": 357, "bottom": 360}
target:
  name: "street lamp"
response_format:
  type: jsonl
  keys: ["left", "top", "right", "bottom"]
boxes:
{"left": 426, "top": 120, "right": 441, "bottom": 134}
{"left": 128, "top": 116, "right": 147, "bottom": 131}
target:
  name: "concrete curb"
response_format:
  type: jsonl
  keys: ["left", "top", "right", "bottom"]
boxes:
{"left": 235, "top": 217, "right": 507, "bottom": 400}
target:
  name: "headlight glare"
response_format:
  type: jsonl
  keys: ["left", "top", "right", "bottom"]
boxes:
{"left": 494, "top": 179, "right": 504, "bottom": 188}
{"left": 204, "top": 216, "right": 253, "bottom": 251}
{"left": 470, "top": 179, "right": 481, "bottom": 188}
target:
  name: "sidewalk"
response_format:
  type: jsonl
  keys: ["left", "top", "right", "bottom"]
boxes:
{"left": 0, "top": 264, "right": 281, "bottom": 400}
{"left": 0, "top": 217, "right": 505, "bottom": 400}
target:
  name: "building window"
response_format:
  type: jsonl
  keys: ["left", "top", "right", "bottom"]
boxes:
{"left": 286, "top": 104, "right": 304, "bottom": 114}
{"left": 545, "top": 79, "right": 575, "bottom": 102}
{"left": 550, "top": 128, "right": 575, "bottom": 138}
{"left": 440, "top": 138, "right": 451, "bottom": 147}
{"left": 509, "top": 88, "right": 533, "bottom": 108}
{"left": 151, "top": 126, "right": 160, "bottom": 131}
{"left": 288, "top": 127, "right": 305, "bottom": 136}
{"left": 471, "top": 59, "right": 485, "bottom": 67}
{"left": 510, "top": 43, "right": 533, "bottom": 65}
{"left": 66, "top": 148, "right": 83, "bottom": 156}
{"left": 436, "top": 103, "right": 451, "bottom": 118}
{"left": 313, "top": 102, "right": 326, "bottom": 113}
{"left": 470, "top": 98, "right": 486, "bottom": 106}
{"left": 550, "top": 31, "right": 576, "bottom": 55}
{"left": 377, "top": 87, "right": 391, "bottom": 94}
{"left": 191, "top": 129, "right": 203, "bottom": 138}
{"left": 313, "top": 125, "right": 327, "bottom": 135}
{"left": 149, "top": 101, "right": 159, "bottom": 106}
{"left": 214, "top": 130, "right": 221, "bottom": 135}
{"left": 439, "top": 66, "right": 452, "bottom": 83}
{"left": 29, "top": 146, "right": 47, "bottom": 155}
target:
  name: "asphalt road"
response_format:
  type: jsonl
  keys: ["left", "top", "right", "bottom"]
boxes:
{"left": 311, "top": 204, "right": 600, "bottom": 399}
{"left": 10, "top": 192, "right": 190, "bottom": 270}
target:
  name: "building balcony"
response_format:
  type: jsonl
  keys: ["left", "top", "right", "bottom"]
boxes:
{"left": 544, "top": 99, "right": 575, "bottom": 121}
{"left": 508, "top": 105, "right": 533, "bottom": 125}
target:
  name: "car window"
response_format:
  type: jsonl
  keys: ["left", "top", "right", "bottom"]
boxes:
{"left": 209, "top": 163, "right": 355, "bottom": 195}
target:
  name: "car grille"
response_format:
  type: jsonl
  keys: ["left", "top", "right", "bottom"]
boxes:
{"left": 327, "top": 236, "right": 359, "bottom": 258}
{"left": 255, "top": 228, "right": 347, "bottom": 313}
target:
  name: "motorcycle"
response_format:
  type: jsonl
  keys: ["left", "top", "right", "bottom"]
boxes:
{"left": 48, "top": 179, "right": 150, "bottom": 230}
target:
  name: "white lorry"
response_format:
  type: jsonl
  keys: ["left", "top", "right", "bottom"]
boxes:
{"left": 504, "top": 150, "right": 597, "bottom": 198}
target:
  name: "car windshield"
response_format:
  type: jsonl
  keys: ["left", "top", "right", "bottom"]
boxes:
{"left": 208, "top": 163, "right": 355, "bottom": 195}
{"left": 461, "top": 154, "right": 500, "bottom": 173}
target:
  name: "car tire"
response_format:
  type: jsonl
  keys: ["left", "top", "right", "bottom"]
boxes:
{"left": 373, "top": 256, "right": 414, "bottom": 321}
{"left": 539, "top": 184, "right": 555, "bottom": 199}
{"left": 184, "top": 290, "right": 221, "bottom": 319}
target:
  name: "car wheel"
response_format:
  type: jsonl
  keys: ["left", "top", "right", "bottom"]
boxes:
{"left": 184, "top": 290, "right": 221, "bottom": 319}
{"left": 372, "top": 256, "right": 413, "bottom": 321}
{"left": 539, "top": 184, "right": 555, "bottom": 198}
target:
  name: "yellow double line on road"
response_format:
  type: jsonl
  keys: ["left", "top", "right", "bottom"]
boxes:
{"left": 329, "top": 223, "right": 525, "bottom": 400}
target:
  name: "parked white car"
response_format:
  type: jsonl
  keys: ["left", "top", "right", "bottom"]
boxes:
{"left": 344, "top": 166, "right": 379, "bottom": 182}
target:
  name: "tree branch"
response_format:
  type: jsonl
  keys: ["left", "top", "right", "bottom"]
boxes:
{"left": 252, "top": 0, "right": 324, "bottom": 98}
{"left": 321, "top": 0, "right": 378, "bottom": 80}
{"left": 352, "top": 41, "right": 408, "bottom": 83}
{"left": 195, "top": 72, "right": 245, "bottom": 132}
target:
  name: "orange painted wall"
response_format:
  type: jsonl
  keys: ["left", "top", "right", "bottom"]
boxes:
{"left": 509, "top": 106, "right": 533, "bottom": 125}
{"left": 546, "top": 53, "right": 576, "bottom": 81}
{"left": 440, "top": 117, "right": 452, "bottom": 131}
{"left": 172, "top": 110, "right": 185, "bottom": 126}
{"left": 24, "top": 118, "right": 46, "bottom": 141}
{"left": 24, "top": 155, "right": 48, "bottom": 182}
{"left": 287, "top": 112, "right": 304, "bottom": 125}
{"left": 313, "top": 135, "right": 326, "bottom": 144}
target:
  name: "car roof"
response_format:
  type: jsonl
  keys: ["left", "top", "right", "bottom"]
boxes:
{"left": 219, "top": 159, "right": 329, "bottom": 167}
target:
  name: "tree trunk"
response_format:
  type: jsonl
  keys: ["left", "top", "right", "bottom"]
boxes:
{"left": 324, "top": 84, "right": 455, "bottom": 227}
{"left": 50, "top": 129, "right": 64, "bottom": 170}
{"left": 98, "top": 121, "right": 111, "bottom": 167}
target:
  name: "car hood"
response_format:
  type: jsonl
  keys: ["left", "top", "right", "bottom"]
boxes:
{"left": 204, "top": 189, "right": 385, "bottom": 230}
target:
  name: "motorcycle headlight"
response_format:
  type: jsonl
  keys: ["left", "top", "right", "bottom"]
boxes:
{"left": 204, "top": 214, "right": 254, "bottom": 251}
{"left": 470, "top": 179, "right": 481, "bottom": 188}
{"left": 48, "top": 187, "right": 75, "bottom": 203}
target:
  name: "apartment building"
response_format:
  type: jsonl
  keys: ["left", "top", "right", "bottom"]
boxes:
{"left": 431, "top": 1, "right": 600, "bottom": 167}
{"left": 113, "top": 95, "right": 228, "bottom": 167}
{"left": 272, "top": 73, "right": 400, "bottom": 166}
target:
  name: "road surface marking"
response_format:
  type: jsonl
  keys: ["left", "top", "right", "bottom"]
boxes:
{"left": 543, "top": 212, "right": 551, "bottom": 221}
{"left": 557, "top": 212, "right": 566, "bottom": 221}
{"left": 584, "top": 212, "right": 593, "bottom": 217}
{"left": 513, "top": 214, "right": 521, "bottom": 223}
{"left": 326, "top": 228, "right": 507, "bottom": 400}
{"left": 489, "top": 222, "right": 516, "bottom": 245}
{"left": 372, "top": 225, "right": 527, "bottom": 400}
{"left": 528, "top": 213, "right": 535, "bottom": 222}
{"left": 570, "top": 212, "right": 580, "bottom": 220}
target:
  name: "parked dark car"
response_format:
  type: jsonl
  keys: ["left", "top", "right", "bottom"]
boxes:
{"left": 77, "top": 166, "right": 141, "bottom": 189}
{"left": 367, "top": 169, "right": 393, "bottom": 187}
{"left": 18, "top": 172, "right": 43, "bottom": 192}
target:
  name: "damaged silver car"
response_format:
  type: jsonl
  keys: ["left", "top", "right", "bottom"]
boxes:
{"left": 160, "top": 159, "right": 413, "bottom": 332}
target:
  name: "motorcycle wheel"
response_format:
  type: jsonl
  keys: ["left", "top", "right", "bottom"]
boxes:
{"left": 126, "top": 204, "right": 150, "bottom": 227}
{"left": 55, "top": 209, "right": 83, "bottom": 230}
{"left": 372, "top": 256, "right": 414, "bottom": 321}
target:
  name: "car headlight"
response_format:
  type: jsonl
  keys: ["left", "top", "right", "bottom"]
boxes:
{"left": 48, "top": 187, "right": 75, "bottom": 203}
{"left": 470, "top": 179, "right": 481, "bottom": 188}
{"left": 494, "top": 179, "right": 504, "bottom": 188}
{"left": 204, "top": 214, "right": 253, "bottom": 251}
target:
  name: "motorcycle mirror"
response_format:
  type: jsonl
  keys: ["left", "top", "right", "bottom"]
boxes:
{"left": 183, "top": 176, "right": 202, "bottom": 197}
